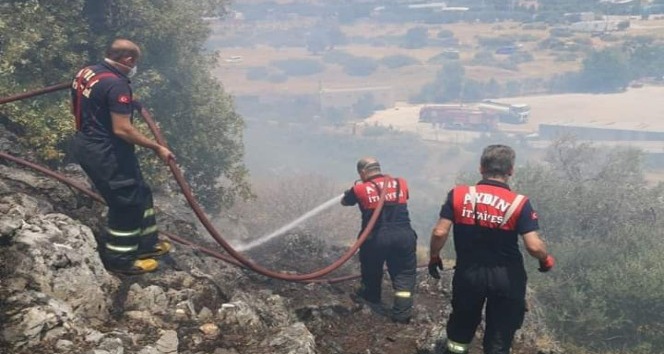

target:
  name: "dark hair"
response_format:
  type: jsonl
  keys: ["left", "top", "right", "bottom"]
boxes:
{"left": 480, "top": 145, "right": 515, "bottom": 178}
{"left": 105, "top": 40, "right": 140, "bottom": 61}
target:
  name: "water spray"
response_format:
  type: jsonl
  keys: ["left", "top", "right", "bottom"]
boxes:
{"left": 236, "top": 193, "right": 344, "bottom": 251}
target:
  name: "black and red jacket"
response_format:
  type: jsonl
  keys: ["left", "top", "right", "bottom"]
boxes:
{"left": 342, "top": 174, "right": 411, "bottom": 231}
{"left": 439, "top": 180, "right": 540, "bottom": 266}
{"left": 71, "top": 62, "right": 134, "bottom": 149}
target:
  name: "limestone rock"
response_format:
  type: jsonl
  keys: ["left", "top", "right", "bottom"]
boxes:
{"left": 263, "top": 322, "right": 316, "bottom": 354}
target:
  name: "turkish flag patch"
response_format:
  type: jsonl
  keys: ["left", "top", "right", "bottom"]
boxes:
{"left": 118, "top": 95, "right": 131, "bottom": 104}
{"left": 531, "top": 211, "right": 538, "bottom": 220}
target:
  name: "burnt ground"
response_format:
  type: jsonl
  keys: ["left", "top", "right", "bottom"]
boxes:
{"left": 241, "top": 233, "right": 547, "bottom": 354}
{"left": 268, "top": 276, "right": 544, "bottom": 354}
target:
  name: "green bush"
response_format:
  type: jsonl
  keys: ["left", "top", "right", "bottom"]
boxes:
{"left": 246, "top": 66, "right": 270, "bottom": 81}
{"left": 508, "top": 51, "right": 534, "bottom": 65}
{"left": 504, "top": 81, "right": 522, "bottom": 96}
{"left": 352, "top": 94, "right": 378, "bottom": 119}
{"left": 514, "top": 139, "right": 664, "bottom": 352}
{"left": 322, "top": 50, "right": 356, "bottom": 65}
{"left": 436, "top": 29, "right": 454, "bottom": 38}
{"left": 271, "top": 59, "right": 325, "bottom": 76}
{"left": 554, "top": 52, "right": 579, "bottom": 62}
{"left": 538, "top": 37, "right": 565, "bottom": 50}
{"left": 470, "top": 50, "right": 499, "bottom": 66}
{"left": 549, "top": 27, "right": 573, "bottom": 37}
{"left": 362, "top": 125, "right": 394, "bottom": 137}
{"left": 268, "top": 73, "right": 288, "bottom": 83}
{"left": 573, "top": 37, "right": 593, "bottom": 46}
{"left": 342, "top": 57, "right": 378, "bottom": 76}
{"left": 514, "top": 33, "right": 540, "bottom": 42}
{"left": 477, "top": 35, "right": 516, "bottom": 48}
{"left": 599, "top": 34, "right": 621, "bottom": 42}
{"left": 380, "top": 54, "right": 421, "bottom": 69}
{"left": 428, "top": 50, "right": 460, "bottom": 63}
{"left": 401, "top": 26, "right": 429, "bottom": 49}
{"left": 522, "top": 23, "right": 548, "bottom": 30}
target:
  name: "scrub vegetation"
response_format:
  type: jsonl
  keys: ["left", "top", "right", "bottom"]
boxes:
{"left": 515, "top": 138, "right": 664, "bottom": 353}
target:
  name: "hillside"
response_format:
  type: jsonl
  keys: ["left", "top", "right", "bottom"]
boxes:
{"left": 0, "top": 122, "right": 560, "bottom": 354}
{"left": 210, "top": 16, "right": 664, "bottom": 99}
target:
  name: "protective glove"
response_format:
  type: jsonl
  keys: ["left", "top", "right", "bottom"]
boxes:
{"left": 538, "top": 254, "right": 555, "bottom": 272}
{"left": 428, "top": 255, "right": 443, "bottom": 279}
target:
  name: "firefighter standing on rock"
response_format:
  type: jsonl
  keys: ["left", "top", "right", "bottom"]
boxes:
{"left": 428, "top": 145, "right": 555, "bottom": 354}
{"left": 341, "top": 157, "right": 418, "bottom": 324}
{"left": 70, "top": 38, "right": 173, "bottom": 275}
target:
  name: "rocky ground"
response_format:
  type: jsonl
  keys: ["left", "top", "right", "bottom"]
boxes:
{"left": 0, "top": 125, "right": 560, "bottom": 354}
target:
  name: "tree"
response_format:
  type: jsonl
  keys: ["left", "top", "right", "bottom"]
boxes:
{"left": 417, "top": 61, "right": 466, "bottom": 103}
{"left": 306, "top": 31, "right": 328, "bottom": 55}
{"left": 402, "top": 27, "right": 429, "bottom": 49}
{"left": 0, "top": 0, "right": 91, "bottom": 160}
{"left": 326, "top": 26, "right": 348, "bottom": 50}
{"left": 624, "top": 38, "right": 664, "bottom": 79}
{"left": 577, "top": 49, "right": 630, "bottom": 92}
{"left": 352, "top": 94, "right": 377, "bottom": 119}
{"left": 380, "top": 55, "right": 420, "bottom": 69}
{"left": 0, "top": 0, "right": 251, "bottom": 212}
{"left": 484, "top": 78, "right": 502, "bottom": 98}
{"left": 306, "top": 24, "right": 347, "bottom": 55}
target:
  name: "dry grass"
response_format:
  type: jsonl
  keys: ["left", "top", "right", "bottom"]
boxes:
{"left": 209, "top": 19, "right": 600, "bottom": 98}
{"left": 211, "top": 16, "right": 664, "bottom": 98}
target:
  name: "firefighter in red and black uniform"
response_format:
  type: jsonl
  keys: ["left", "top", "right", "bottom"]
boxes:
{"left": 341, "top": 157, "right": 417, "bottom": 324}
{"left": 428, "top": 145, "right": 555, "bottom": 354}
{"left": 69, "top": 39, "right": 173, "bottom": 274}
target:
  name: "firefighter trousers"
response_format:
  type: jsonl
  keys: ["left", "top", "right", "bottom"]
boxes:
{"left": 71, "top": 134, "right": 159, "bottom": 270}
{"left": 445, "top": 263, "right": 527, "bottom": 354}
{"left": 358, "top": 225, "right": 417, "bottom": 322}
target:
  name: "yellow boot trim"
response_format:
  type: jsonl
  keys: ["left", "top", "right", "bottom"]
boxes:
{"left": 108, "top": 258, "right": 160, "bottom": 275}
{"left": 395, "top": 291, "right": 412, "bottom": 298}
{"left": 137, "top": 240, "right": 172, "bottom": 259}
{"left": 133, "top": 258, "right": 159, "bottom": 272}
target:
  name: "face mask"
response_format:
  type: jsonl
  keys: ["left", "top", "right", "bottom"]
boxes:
{"left": 105, "top": 58, "right": 137, "bottom": 78}
{"left": 127, "top": 65, "right": 137, "bottom": 78}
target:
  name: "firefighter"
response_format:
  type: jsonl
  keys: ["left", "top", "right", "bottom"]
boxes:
{"left": 428, "top": 145, "right": 555, "bottom": 354}
{"left": 341, "top": 157, "right": 417, "bottom": 324}
{"left": 69, "top": 38, "right": 174, "bottom": 274}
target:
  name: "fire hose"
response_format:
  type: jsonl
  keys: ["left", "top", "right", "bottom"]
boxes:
{"left": 0, "top": 82, "right": 70, "bottom": 105}
{"left": 0, "top": 82, "right": 433, "bottom": 283}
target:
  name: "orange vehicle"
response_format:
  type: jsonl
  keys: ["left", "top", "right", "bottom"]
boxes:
{"left": 419, "top": 105, "right": 499, "bottom": 131}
